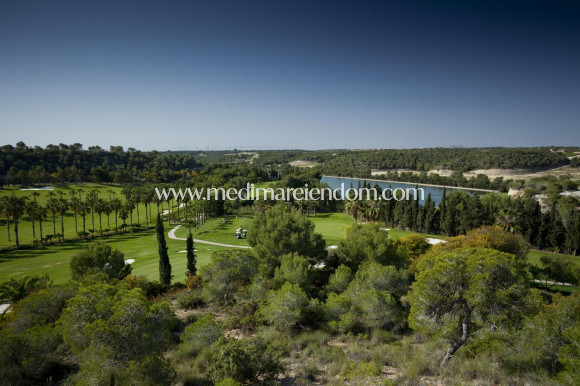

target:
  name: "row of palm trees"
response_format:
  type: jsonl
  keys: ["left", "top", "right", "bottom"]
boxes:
{"left": 0, "top": 187, "right": 173, "bottom": 250}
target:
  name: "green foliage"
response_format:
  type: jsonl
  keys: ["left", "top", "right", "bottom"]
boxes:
{"left": 261, "top": 282, "right": 309, "bottom": 331}
{"left": 397, "top": 233, "right": 430, "bottom": 265}
{"left": 456, "top": 226, "right": 530, "bottom": 260}
{"left": 324, "top": 264, "right": 353, "bottom": 295}
{"left": 409, "top": 247, "right": 539, "bottom": 365}
{"left": 186, "top": 232, "right": 197, "bottom": 276}
{"left": 0, "top": 324, "right": 67, "bottom": 384}
{"left": 124, "top": 275, "right": 165, "bottom": 298}
{"left": 530, "top": 255, "right": 580, "bottom": 289}
{"left": 558, "top": 321, "right": 580, "bottom": 384}
{"left": 0, "top": 142, "right": 200, "bottom": 184}
{"left": 58, "top": 284, "right": 177, "bottom": 384}
{"left": 181, "top": 314, "right": 223, "bottom": 353}
{"left": 200, "top": 249, "right": 258, "bottom": 305}
{"left": 9, "top": 282, "right": 78, "bottom": 332}
{"left": 177, "top": 288, "right": 204, "bottom": 309}
{"left": 69, "top": 241, "right": 131, "bottom": 281}
{"left": 248, "top": 205, "right": 326, "bottom": 270}
{"left": 156, "top": 216, "right": 172, "bottom": 289}
{"left": 337, "top": 223, "right": 402, "bottom": 269}
{"left": 207, "top": 337, "right": 283, "bottom": 384}
{"left": 273, "top": 253, "right": 311, "bottom": 291}
{"left": 500, "top": 293, "right": 579, "bottom": 378}
{"left": 215, "top": 378, "right": 243, "bottom": 386}
{"left": 325, "top": 261, "right": 408, "bottom": 333}
{"left": 0, "top": 274, "right": 50, "bottom": 305}
{"left": 343, "top": 361, "right": 380, "bottom": 381}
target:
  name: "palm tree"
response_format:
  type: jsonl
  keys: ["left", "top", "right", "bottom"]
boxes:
{"left": 106, "top": 190, "right": 116, "bottom": 229}
{"left": 0, "top": 276, "right": 41, "bottom": 306}
{"left": 25, "top": 200, "right": 39, "bottom": 239}
{"left": 124, "top": 199, "right": 135, "bottom": 232}
{"left": 56, "top": 198, "right": 69, "bottom": 242}
{"left": 110, "top": 197, "right": 123, "bottom": 231}
{"left": 3, "top": 194, "right": 28, "bottom": 249}
{"left": 119, "top": 206, "right": 129, "bottom": 231}
{"left": 141, "top": 187, "right": 154, "bottom": 230}
{"left": 345, "top": 200, "right": 361, "bottom": 222}
{"left": 69, "top": 195, "right": 82, "bottom": 234}
{"left": 46, "top": 195, "right": 59, "bottom": 236}
{"left": 367, "top": 200, "right": 382, "bottom": 222}
{"left": 133, "top": 188, "right": 141, "bottom": 226}
{"left": 496, "top": 209, "right": 519, "bottom": 233}
{"left": 95, "top": 198, "right": 107, "bottom": 233}
{"left": 0, "top": 196, "right": 11, "bottom": 242}
{"left": 36, "top": 204, "right": 47, "bottom": 244}
{"left": 85, "top": 190, "right": 99, "bottom": 232}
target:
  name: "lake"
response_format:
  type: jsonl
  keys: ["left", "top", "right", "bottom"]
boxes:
{"left": 320, "top": 176, "right": 493, "bottom": 205}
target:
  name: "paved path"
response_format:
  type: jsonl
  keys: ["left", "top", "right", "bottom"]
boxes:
{"left": 532, "top": 279, "right": 576, "bottom": 287}
{"left": 168, "top": 225, "right": 252, "bottom": 249}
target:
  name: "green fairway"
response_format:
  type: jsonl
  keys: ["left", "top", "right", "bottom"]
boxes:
{"left": 2, "top": 206, "right": 578, "bottom": 287}
{"left": 174, "top": 215, "right": 252, "bottom": 246}
{"left": 527, "top": 249, "right": 580, "bottom": 267}
{"left": 308, "top": 213, "right": 354, "bottom": 245}
{"left": 0, "top": 183, "right": 181, "bottom": 250}
{"left": 0, "top": 228, "right": 228, "bottom": 284}
{"left": 173, "top": 213, "right": 356, "bottom": 247}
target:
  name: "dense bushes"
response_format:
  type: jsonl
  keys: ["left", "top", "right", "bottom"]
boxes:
{"left": 70, "top": 241, "right": 131, "bottom": 280}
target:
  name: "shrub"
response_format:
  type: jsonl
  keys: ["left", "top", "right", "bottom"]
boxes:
{"left": 260, "top": 282, "right": 309, "bottom": 331}
{"left": 181, "top": 314, "right": 223, "bottom": 353}
{"left": 70, "top": 241, "right": 131, "bottom": 280}
{"left": 177, "top": 289, "right": 204, "bottom": 310}
{"left": 124, "top": 275, "right": 164, "bottom": 298}
{"left": 208, "top": 337, "right": 283, "bottom": 384}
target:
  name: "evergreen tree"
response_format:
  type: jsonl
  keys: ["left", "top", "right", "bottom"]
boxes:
{"left": 156, "top": 216, "right": 172, "bottom": 289}
{"left": 186, "top": 232, "right": 197, "bottom": 276}
{"left": 423, "top": 193, "right": 436, "bottom": 234}
{"left": 548, "top": 204, "right": 566, "bottom": 251}
{"left": 439, "top": 187, "right": 447, "bottom": 231}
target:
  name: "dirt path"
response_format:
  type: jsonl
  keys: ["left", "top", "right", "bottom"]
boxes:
{"left": 168, "top": 225, "right": 252, "bottom": 249}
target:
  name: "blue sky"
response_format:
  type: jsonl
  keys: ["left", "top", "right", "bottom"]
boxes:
{"left": 0, "top": 0, "right": 579, "bottom": 150}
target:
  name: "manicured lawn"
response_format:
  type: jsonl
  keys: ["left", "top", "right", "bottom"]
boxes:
{"left": 2, "top": 206, "right": 578, "bottom": 289}
{"left": 0, "top": 227, "right": 227, "bottom": 284}
{"left": 0, "top": 183, "right": 180, "bottom": 250}
{"left": 174, "top": 215, "right": 253, "bottom": 246}
{"left": 527, "top": 249, "right": 580, "bottom": 267}
{"left": 309, "top": 213, "right": 354, "bottom": 245}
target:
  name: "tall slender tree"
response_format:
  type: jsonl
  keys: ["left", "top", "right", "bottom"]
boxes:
{"left": 25, "top": 200, "right": 39, "bottom": 239}
{"left": 56, "top": 197, "right": 69, "bottom": 242}
{"left": 36, "top": 204, "right": 47, "bottom": 245}
{"left": 86, "top": 190, "right": 99, "bottom": 232}
{"left": 3, "top": 195, "right": 28, "bottom": 249}
{"left": 46, "top": 195, "right": 59, "bottom": 236}
{"left": 156, "top": 216, "right": 172, "bottom": 289}
{"left": 186, "top": 232, "right": 197, "bottom": 277}
{"left": 110, "top": 197, "right": 123, "bottom": 231}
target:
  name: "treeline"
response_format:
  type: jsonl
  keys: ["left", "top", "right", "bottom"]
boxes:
{"left": 0, "top": 142, "right": 201, "bottom": 185}
{"left": 347, "top": 184, "right": 580, "bottom": 255}
{"left": 246, "top": 147, "right": 573, "bottom": 172}
{"left": 0, "top": 164, "right": 274, "bottom": 250}
{"left": 359, "top": 170, "right": 514, "bottom": 191}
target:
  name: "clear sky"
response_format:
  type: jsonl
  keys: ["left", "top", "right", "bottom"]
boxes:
{"left": 1, "top": 0, "right": 579, "bottom": 150}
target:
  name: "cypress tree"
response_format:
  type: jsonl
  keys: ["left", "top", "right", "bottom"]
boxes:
{"left": 156, "top": 215, "right": 172, "bottom": 289}
{"left": 439, "top": 187, "right": 447, "bottom": 231}
{"left": 186, "top": 232, "right": 197, "bottom": 276}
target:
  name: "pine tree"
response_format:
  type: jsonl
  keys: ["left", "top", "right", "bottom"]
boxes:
{"left": 156, "top": 216, "right": 172, "bottom": 289}
{"left": 186, "top": 232, "right": 197, "bottom": 276}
